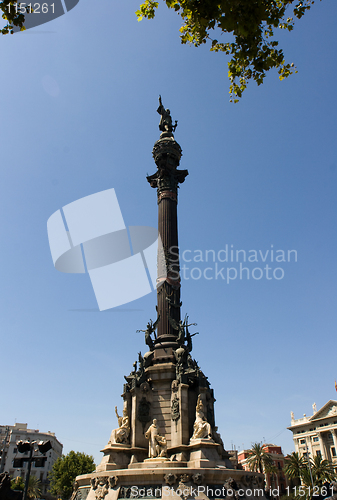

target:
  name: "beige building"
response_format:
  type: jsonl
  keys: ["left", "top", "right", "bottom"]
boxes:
{"left": 0, "top": 423, "right": 63, "bottom": 496}
{"left": 288, "top": 400, "right": 337, "bottom": 467}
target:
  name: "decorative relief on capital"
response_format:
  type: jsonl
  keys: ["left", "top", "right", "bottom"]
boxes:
{"left": 152, "top": 139, "right": 182, "bottom": 167}
{"left": 158, "top": 190, "right": 177, "bottom": 204}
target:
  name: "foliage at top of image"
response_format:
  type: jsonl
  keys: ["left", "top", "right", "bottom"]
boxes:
{"left": 1, "top": 0, "right": 320, "bottom": 102}
{"left": 136, "top": 0, "right": 318, "bottom": 101}
{"left": 0, "top": 1, "right": 27, "bottom": 34}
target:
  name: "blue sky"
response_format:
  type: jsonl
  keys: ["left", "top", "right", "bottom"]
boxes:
{"left": 1, "top": 0, "right": 336, "bottom": 466}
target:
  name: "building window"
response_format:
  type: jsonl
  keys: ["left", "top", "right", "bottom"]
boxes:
{"left": 313, "top": 437, "right": 319, "bottom": 442}
{"left": 331, "top": 447, "right": 336, "bottom": 457}
{"left": 300, "top": 439, "right": 306, "bottom": 444}
{"left": 316, "top": 450, "right": 322, "bottom": 457}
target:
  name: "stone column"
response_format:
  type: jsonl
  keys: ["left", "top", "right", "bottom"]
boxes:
{"left": 331, "top": 430, "right": 337, "bottom": 457}
{"left": 306, "top": 436, "right": 313, "bottom": 458}
{"left": 147, "top": 131, "right": 188, "bottom": 360}
{"left": 318, "top": 432, "right": 327, "bottom": 459}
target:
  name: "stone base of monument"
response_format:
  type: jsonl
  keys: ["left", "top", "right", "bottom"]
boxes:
{"left": 75, "top": 467, "right": 267, "bottom": 500}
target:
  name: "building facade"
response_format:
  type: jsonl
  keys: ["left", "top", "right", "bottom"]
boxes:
{"left": 0, "top": 423, "right": 63, "bottom": 496}
{"left": 238, "top": 444, "right": 287, "bottom": 494}
{"left": 288, "top": 399, "right": 337, "bottom": 468}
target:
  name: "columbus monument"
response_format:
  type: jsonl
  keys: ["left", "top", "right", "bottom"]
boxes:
{"left": 72, "top": 98, "right": 265, "bottom": 500}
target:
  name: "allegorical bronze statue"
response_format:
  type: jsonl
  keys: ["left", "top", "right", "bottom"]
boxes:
{"left": 168, "top": 313, "right": 198, "bottom": 350}
{"left": 184, "top": 315, "right": 199, "bottom": 353}
{"left": 157, "top": 95, "right": 177, "bottom": 135}
{"left": 137, "top": 315, "right": 160, "bottom": 351}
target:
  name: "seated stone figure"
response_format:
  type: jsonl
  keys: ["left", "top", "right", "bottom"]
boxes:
{"left": 108, "top": 406, "right": 130, "bottom": 445}
{"left": 191, "top": 395, "right": 212, "bottom": 440}
{"left": 155, "top": 434, "right": 167, "bottom": 457}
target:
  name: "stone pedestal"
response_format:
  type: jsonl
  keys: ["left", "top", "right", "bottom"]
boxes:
{"left": 96, "top": 445, "right": 147, "bottom": 472}
{"left": 188, "top": 440, "right": 224, "bottom": 469}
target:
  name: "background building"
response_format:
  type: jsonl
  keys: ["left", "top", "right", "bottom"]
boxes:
{"left": 288, "top": 400, "right": 337, "bottom": 469}
{"left": 238, "top": 444, "right": 287, "bottom": 494}
{"left": 0, "top": 423, "right": 63, "bottom": 496}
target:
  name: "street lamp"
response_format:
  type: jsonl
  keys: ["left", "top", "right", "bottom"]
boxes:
{"left": 16, "top": 440, "right": 52, "bottom": 500}
{"left": 305, "top": 438, "right": 315, "bottom": 492}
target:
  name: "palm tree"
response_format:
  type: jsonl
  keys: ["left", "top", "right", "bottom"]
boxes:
{"left": 300, "top": 466, "right": 314, "bottom": 487}
{"left": 10, "top": 476, "right": 41, "bottom": 499}
{"left": 284, "top": 452, "right": 306, "bottom": 483}
{"left": 247, "top": 443, "right": 274, "bottom": 474}
{"left": 285, "top": 453, "right": 336, "bottom": 500}
{"left": 311, "top": 455, "right": 336, "bottom": 486}
{"left": 27, "top": 476, "right": 42, "bottom": 499}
